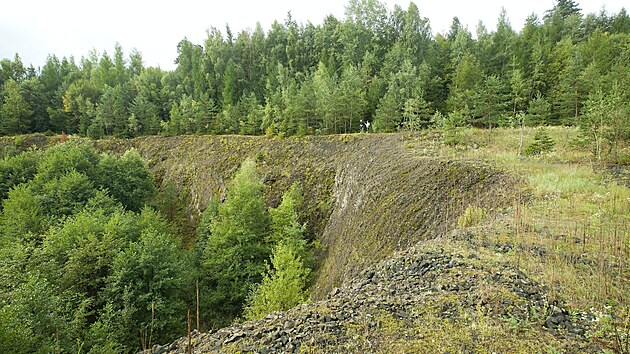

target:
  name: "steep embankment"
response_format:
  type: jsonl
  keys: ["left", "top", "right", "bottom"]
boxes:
{"left": 1, "top": 133, "right": 513, "bottom": 298}
{"left": 93, "top": 133, "right": 514, "bottom": 298}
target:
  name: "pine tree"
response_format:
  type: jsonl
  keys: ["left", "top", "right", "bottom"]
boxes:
{"left": 509, "top": 67, "right": 529, "bottom": 119}
{"left": 244, "top": 183, "right": 310, "bottom": 320}
{"left": 447, "top": 53, "right": 483, "bottom": 115}
{"left": 202, "top": 158, "right": 270, "bottom": 324}
{"left": 527, "top": 95, "right": 551, "bottom": 126}
{"left": 523, "top": 127, "right": 555, "bottom": 155}
{"left": 402, "top": 97, "right": 432, "bottom": 131}
{"left": 471, "top": 75, "right": 509, "bottom": 128}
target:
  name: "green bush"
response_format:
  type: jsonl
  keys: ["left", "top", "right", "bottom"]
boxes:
{"left": 0, "top": 149, "right": 41, "bottom": 202}
{"left": 0, "top": 185, "right": 46, "bottom": 242}
{"left": 0, "top": 143, "right": 169, "bottom": 353}
{"left": 245, "top": 183, "right": 310, "bottom": 320}
{"left": 96, "top": 149, "right": 156, "bottom": 212}
{"left": 244, "top": 240, "right": 310, "bottom": 320}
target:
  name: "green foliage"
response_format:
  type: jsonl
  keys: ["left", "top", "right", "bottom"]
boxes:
{"left": 0, "top": 79, "right": 32, "bottom": 135}
{"left": 523, "top": 128, "right": 555, "bottom": 156}
{"left": 211, "top": 158, "right": 268, "bottom": 241}
{"left": 197, "top": 174, "right": 313, "bottom": 326}
{"left": 269, "top": 183, "right": 304, "bottom": 244}
{"left": 401, "top": 97, "right": 432, "bottom": 131}
{"left": 96, "top": 149, "right": 156, "bottom": 212}
{"left": 194, "top": 197, "right": 220, "bottom": 266}
{"left": 0, "top": 184, "right": 46, "bottom": 242}
{"left": 0, "top": 273, "right": 62, "bottom": 354}
{"left": 0, "top": 4, "right": 628, "bottom": 137}
{"left": 0, "top": 148, "right": 41, "bottom": 203}
{"left": 471, "top": 75, "right": 509, "bottom": 128}
{"left": 105, "top": 228, "right": 190, "bottom": 351}
{"left": 154, "top": 180, "right": 191, "bottom": 242}
{"left": 244, "top": 241, "right": 310, "bottom": 320}
{"left": 527, "top": 95, "right": 551, "bottom": 126}
{"left": 440, "top": 110, "right": 468, "bottom": 146}
{"left": 0, "top": 2, "right": 628, "bottom": 350}
{"left": 37, "top": 208, "right": 138, "bottom": 332}
{"left": 38, "top": 169, "right": 97, "bottom": 219}
{"left": 202, "top": 158, "right": 270, "bottom": 324}
{"left": 245, "top": 183, "right": 311, "bottom": 320}
{"left": 0, "top": 303, "right": 33, "bottom": 354}
{"left": 35, "top": 142, "right": 100, "bottom": 182}
{"left": 374, "top": 60, "right": 428, "bottom": 132}
{"left": 579, "top": 83, "right": 629, "bottom": 160}
{"left": 0, "top": 142, "right": 181, "bottom": 353}
{"left": 31, "top": 206, "right": 182, "bottom": 353}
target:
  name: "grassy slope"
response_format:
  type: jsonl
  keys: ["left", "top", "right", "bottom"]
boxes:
{"left": 410, "top": 127, "right": 629, "bottom": 352}
{"left": 428, "top": 128, "right": 628, "bottom": 310}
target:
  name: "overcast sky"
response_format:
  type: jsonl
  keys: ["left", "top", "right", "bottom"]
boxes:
{"left": 1, "top": 0, "right": 626, "bottom": 71}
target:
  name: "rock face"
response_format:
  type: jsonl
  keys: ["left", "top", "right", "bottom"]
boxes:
{"left": 155, "top": 238, "right": 598, "bottom": 353}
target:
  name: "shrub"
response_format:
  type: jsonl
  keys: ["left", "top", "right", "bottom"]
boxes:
{"left": 245, "top": 183, "right": 311, "bottom": 320}
{"left": 96, "top": 149, "right": 156, "bottom": 212}
{"left": 244, "top": 241, "right": 310, "bottom": 320}
{"left": 458, "top": 205, "right": 487, "bottom": 227}
{"left": 202, "top": 158, "right": 270, "bottom": 323}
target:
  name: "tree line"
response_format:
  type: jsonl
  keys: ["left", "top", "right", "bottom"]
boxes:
{"left": 0, "top": 0, "right": 628, "bottom": 142}
{"left": 0, "top": 143, "right": 312, "bottom": 353}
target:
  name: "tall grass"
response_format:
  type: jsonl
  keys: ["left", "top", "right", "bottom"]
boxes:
{"left": 430, "top": 127, "right": 629, "bottom": 348}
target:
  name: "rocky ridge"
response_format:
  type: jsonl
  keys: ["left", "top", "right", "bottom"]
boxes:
{"left": 154, "top": 237, "right": 600, "bottom": 353}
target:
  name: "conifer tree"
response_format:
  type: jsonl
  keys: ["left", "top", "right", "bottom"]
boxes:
{"left": 202, "top": 158, "right": 270, "bottom": 324}
{"left": 244, "top": 183, "right": 310, "bottom": 320}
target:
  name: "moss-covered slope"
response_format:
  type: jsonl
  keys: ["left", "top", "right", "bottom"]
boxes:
{"left": 0, "top": 133, "right": 516, "bottom": 297}
{"left": 93, "top": 133, "right": 514, "bottom": 297}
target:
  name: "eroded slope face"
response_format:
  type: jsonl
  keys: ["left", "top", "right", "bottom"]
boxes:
{"left": 107, "top": 133, "right": 515, "bottom": 299}
{"left": 313, "top": 137, "right": 514, "bottom": 298}
{"left": 2, "top": 133, "right": 516, "bottom": 299}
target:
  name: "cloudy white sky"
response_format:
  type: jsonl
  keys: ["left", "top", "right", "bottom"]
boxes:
{"left": 1, "top": 0, "right": 626, "bottom": 71}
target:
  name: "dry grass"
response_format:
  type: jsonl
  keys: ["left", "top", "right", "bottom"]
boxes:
{"left": 427, "top": 127, "right": 629, "bottom": 351}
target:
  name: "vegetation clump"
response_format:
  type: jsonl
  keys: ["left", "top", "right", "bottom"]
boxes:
{"left": 198, "top": 159, "right": 314, "bottom": 324}
{"left": 0, "top": 142, "right": 185, "bottom": 353}
{"left": 457, "top": 205, "right": 488, "bottom": 227}
{"left": 245, "top": 183, "right": 311, "bottom": 320}
{"left": 523, "top": 127, "right": 555, "bottom": 156}
{"left": 199, "top": 158, "right": 271, "bottom": 323}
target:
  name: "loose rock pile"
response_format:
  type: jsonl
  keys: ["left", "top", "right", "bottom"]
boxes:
{"left": 154, "top": 239, "right": 600, "bottom": 353}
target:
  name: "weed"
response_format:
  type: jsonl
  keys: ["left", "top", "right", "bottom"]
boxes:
{"left": 458, "top": 205, "right": 487, "bottom": 227}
